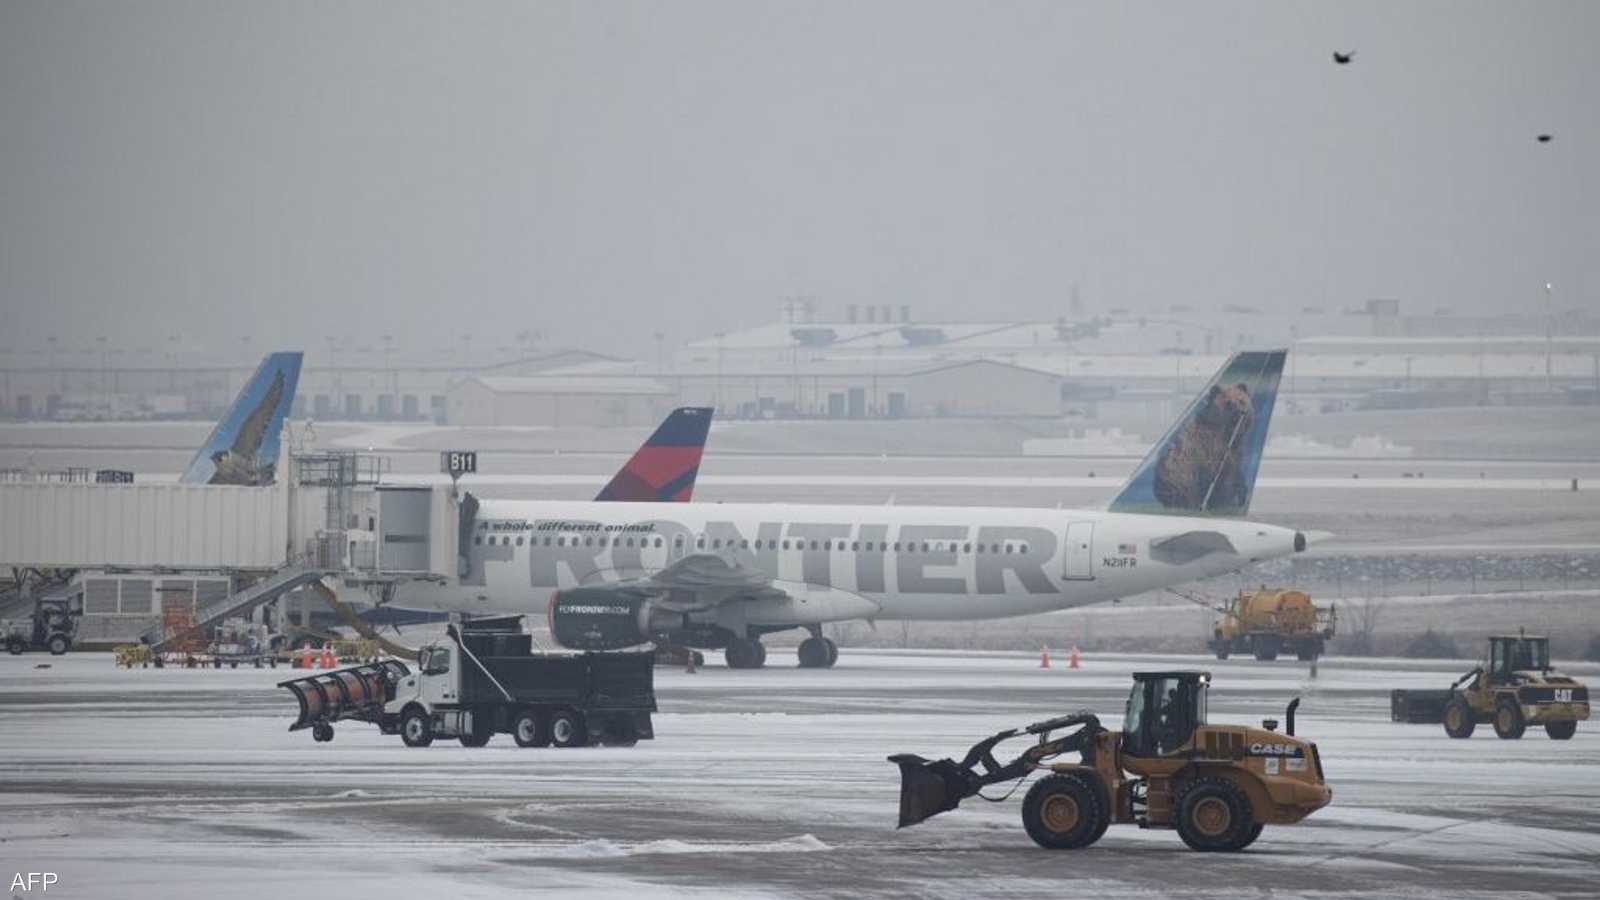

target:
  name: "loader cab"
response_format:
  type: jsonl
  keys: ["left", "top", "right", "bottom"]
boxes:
{"left": 1122, "top": 671, "right": 1209, "bottom": 758}
{"left": 1487, "top": 635, "right": 1549, "bottom": 684}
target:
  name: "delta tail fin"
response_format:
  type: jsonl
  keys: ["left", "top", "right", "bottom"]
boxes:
{"left": 180, "top": 351, "right": 303, "bottom": 486}
{"left": 595, "top": 407, "right": 714, "bottom": 502}
{"left": 1108, "top": 350, "right": 1286, "bottom": 518}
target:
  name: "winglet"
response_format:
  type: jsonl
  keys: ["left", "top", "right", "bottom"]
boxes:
{"left": 1108, "top": 350, "right": 1286, "bottom": 518}
{"left": 180, "top": 352, "right": 303, "bottom": 485}
{"left": 595, "top": 407, "right": 715, "bottom": 502}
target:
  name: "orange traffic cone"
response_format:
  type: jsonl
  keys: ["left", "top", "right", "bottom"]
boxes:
{"left": 1069, "top": 646, "right": 1081, "bottom": 669}
{"left": 320, "top": 646, "right": 336, "bottom": 668}
{"left": 1039, "top": 646, "right": 1051, "bottom": 668}
{"left": 298, "top": 647, "right": 313, "bottom": 669}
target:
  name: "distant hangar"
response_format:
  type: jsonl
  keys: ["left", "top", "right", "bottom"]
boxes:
{"left": 446, "top": 375, "right": 675, "bottom": 427}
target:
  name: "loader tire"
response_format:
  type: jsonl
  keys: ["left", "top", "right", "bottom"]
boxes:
{"left": 1176, "top": 777, "right": 1255, "bottom": 852}
{"left": 400, "top": 707, "right": 434, "bottom": 748}
{"left": 1021, "top": 774, "right": 1106, "bottom": 850}
{"left": 47, "top": 635, "right": 70, "bottom": 655}
{"left": 1443, "top": 698, "right": 1476, "bottom": 739}
{"left": 1237, "top": 823, "right": 1265, "bottom": 850}
{"left": 512, "top": 709, "right": 550, "bottom": 748}
{"left": 1545, "top": 720, "right": 1577, "bottom": 740}
{"left": 1493, "top": 699, "right": 1525, "bottom": 740}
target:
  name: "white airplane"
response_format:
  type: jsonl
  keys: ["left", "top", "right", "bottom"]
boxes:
{"left": 391, "top": 350, "right": 1306, "bottom": 668}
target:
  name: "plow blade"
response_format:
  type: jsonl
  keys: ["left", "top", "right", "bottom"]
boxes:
{"left": 278, "top": 660, "right": 409, "bottom": 731}
{"left": 888, "top": 754, "right": 976, "bottom": 828}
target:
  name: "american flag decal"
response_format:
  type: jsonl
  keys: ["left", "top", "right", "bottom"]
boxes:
{"left": 1117, "top": 543, "right": 1137, "bottom": 555}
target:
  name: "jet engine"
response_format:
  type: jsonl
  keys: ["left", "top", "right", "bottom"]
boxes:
{"left": 548, "top": 587, "right": 675, "bottom": 651}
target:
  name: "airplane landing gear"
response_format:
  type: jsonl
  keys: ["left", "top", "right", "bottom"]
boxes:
{"left": 797, "top": 636, "right": 838, "bottom": 669}
{"left": 725, "top": 637, "right": 767, "bottom": 669}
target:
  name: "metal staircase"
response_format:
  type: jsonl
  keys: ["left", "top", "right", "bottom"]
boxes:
{"left": 141, "top": 563, "right": 329, "bottom": 650}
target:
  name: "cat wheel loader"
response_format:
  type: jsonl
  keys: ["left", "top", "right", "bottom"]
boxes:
{"left": 1391, "top": 634, "right": 1588, "bottom": 740}
{"left": 890, "top": 671, "right": 1331, "bottom": 852}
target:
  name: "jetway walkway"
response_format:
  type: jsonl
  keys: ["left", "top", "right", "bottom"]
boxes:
{"left": 5, "top": 445, "right": 470, "bottom": 647}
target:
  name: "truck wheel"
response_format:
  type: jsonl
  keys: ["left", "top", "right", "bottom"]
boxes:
{"left": 1545, "top": 720, "right": 1577, "bottom": 740}
{"left": 1253, "top": 637, "right": 1280, "bottom": 662}
{"left": 1443, "top": 698, "right": 1476, "bottom": 738}
{"left": 550, "top": 709, "right": 588, "bottom": 748}
{"left": 47, "top": 635, "right": 71, "bottom": 656}
{"left": 1493, "top": 699, "right": 1525, "bottom": 740}
{"left": 8, "top": 639, "right": 27, "bottom": 655}
{"left": 1022, "top": 774, "right": 1107, "bottom": 850}
{"left": 1176, "top": 777, "right": 1254, "bottom": 852}
{"left": 1214, "top": 644, "right": 1230, "bottom": 661}
{"left": 1236, "top": 823, "right": 1265, "bottom": 850}
{"left": 400, "top": 708, "right": 434, "bottom": 747}
{"left": 512, "top": 710, "right": 550, "bottom": 748}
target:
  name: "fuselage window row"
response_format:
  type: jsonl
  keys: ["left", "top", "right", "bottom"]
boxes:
{"left": 488, "top": 530, "right": 1029, "bottom": 556}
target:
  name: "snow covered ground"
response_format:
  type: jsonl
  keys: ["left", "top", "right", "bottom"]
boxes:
{"left": 2, "top": 650, "right": 1597, "bottom": 899}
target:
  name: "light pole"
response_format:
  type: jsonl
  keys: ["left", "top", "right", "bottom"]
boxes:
{"left": 381, "top": 334, "right": 395, "bottom": 419}
{"left": 1544, "top": 282, "right": 1554, "bottom": 394}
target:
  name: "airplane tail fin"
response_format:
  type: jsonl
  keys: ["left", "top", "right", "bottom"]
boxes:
{"left": 180, "top": 352, "right": 303, "bottom": 485}
{"left": 1107, "top": 350, "right": 1286, "bottom": 518}
{"left": 595, "top": 407, "right": 714, "bottom": 502}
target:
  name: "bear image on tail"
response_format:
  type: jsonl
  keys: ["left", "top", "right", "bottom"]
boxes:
{"left": 1152, "top": 382, "right": 1255, "bottom": 512}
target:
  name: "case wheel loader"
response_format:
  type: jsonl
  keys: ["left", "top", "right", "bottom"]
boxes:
{"left": 890, "top": 671, "right": 1331, "bottom": 852}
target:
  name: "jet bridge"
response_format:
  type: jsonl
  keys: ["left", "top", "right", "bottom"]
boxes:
{"left": 2, "top": 448, "right": 466, "bottom": 646}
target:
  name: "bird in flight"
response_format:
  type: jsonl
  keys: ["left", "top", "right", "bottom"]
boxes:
{"left": 1537, "top": 134, "right": 1553, "bottom": 143}
{"left": 1332, "top": 51, "right": 1354, "bottom": 65}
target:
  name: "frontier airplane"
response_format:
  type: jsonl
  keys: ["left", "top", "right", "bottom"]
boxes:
{"left": 390, "top": 351, "right": 1304, "bottom": 669}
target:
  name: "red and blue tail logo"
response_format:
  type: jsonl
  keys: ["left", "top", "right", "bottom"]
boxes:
{"left": 595, "top": 407, "right": 714, "bottom": 502}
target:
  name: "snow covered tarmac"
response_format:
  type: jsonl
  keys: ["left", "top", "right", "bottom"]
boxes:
{"left": 2, "top": 651, "right": 1598, "bottom": 899}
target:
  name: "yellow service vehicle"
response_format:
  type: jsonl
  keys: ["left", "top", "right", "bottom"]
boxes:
{"left": 891, "top": 671, "right": 1332, "bottom": 852}
{"left": 1211, "top": 588, "right": 1335, "bottom": 661}
{"left": 1391, "top": 634, "right": 1589, "bottom": 740}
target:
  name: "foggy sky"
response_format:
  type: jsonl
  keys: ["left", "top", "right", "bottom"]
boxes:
{"left": 1, "top": 1, "right": 1595, "bottom": 360}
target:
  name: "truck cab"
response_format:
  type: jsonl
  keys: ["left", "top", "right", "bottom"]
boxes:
{"left": 3, "top": 596, "right": 80, "bottom": 655}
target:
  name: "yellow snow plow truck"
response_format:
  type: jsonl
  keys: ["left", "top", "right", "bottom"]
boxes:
{"left": 1211, "top": 588, "right": 1335, "bottom": 661}
{"left": 1391, "top": 634, "right": 1589, "bottom": 740}
{"left": 890, "top": 671, "right": 1332, "bottom": 852}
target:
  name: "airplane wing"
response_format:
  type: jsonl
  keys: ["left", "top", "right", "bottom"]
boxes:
{"left": 583, "top": 552, "right": 787, "bottom": 612}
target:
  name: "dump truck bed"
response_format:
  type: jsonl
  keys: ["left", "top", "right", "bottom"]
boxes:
{"left": 460, "top": 651, "right": 656, "bottom": 711}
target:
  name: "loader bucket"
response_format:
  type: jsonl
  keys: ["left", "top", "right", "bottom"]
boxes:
{"left": 279, "top": 660, "right": 409, "bottom": 730}
{"left": 889, "top": 754, "right": 971, "bottom": 828}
